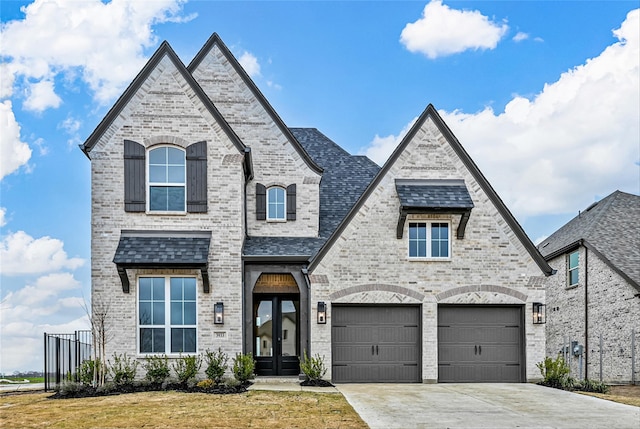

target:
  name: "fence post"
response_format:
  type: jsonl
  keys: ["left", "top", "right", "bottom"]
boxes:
{"left": 43, "top": 333, "right": 48, "bottom": 391}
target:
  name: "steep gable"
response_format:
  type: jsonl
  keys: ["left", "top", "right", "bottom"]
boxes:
{"left": 309, "top": 104, "right": 553, "bottom": 276}
{"left": 80, "top": 41, "right": 248, "bottom": 171}
{"left": 539, "top": 191, "right": 640, "bottom": 289}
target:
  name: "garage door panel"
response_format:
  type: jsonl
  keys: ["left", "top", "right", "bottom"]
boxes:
{"left": 332, "top": 305, "right": 421, "bottom": 383}
{"left": 438, "top": 305, "right": 524, "bottom": 383}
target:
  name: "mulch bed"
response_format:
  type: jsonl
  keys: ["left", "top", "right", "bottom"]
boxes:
{"left": 48, "top": 381, "right": 252, "bottom": 399}
{"left": 300, "top": 379, "right": 334, "bottom": 387}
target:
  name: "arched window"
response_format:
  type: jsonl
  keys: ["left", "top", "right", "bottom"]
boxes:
{"left": 267, "top": 186, "right": 286, "bottom": 220}
{"left": 148, "top": 146, "right": 186, "bottom": 212}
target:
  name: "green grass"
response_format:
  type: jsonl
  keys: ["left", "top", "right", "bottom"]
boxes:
{"left": 0, "top": 377, "right": 44, "bottom": 384}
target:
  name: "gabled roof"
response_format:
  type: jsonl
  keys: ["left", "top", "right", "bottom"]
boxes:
{"left": 308, "top": 104, "right": 554, "bottom": 276}
{"left": 243, "top": 128, "right": 379, "bottom": 260}
{"left": 395, "top": 179, "right": 474, "bottom": 210}
{"left": 187, "top": 33, "right": 323, "bottom": 175}
{"left": 539, "top": 191, "right": 640, "bottom": 291}
{"left": 80, "top": 39, "right": 248, "bottom": 171}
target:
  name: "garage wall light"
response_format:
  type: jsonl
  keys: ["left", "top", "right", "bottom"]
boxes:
{"left": 214, "top": 302, "right": 224, "bottom": 324}
{"left": 533, "top": 302, "right": 546, "bottom": 324}
{"left": 317, "top": 301, "right": 327, "bottom": 324}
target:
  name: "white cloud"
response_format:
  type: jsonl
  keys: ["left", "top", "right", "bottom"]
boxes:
{"left": 400, "top": 0, "right": 508, "bottom": 59}
{"left": 58, "top": 115, "right": 82, "bottom": 147}
{"left": 0, "top": 100, "right": 32, "bottom": 180}
{"left": 1, "top": 0, "right": 194, "bottom": 105}
{"left": 0, "top": 231, "right": 85, "bottom": 275}
{"left": 368, "top": 9, "right": 640, "bottom": 218}
{"left": 23, "top": 80, "right": 62, "bottom": 112}
{"left": 238, "top": 51, "right": 261, "bottom": 77}
{"left": 513, "top": 32, "right": 529, "bottom": 42}
{"left": 0, "top": 208, "right": 6, "bottom": 227}
{"left": 364, "top": 117, "right": 418, "bottom": 165}
{"left": 0, "top": 63, "right": 16, "bottom": 99}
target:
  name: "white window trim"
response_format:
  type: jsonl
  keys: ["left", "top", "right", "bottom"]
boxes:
{"left": 266, "top": 186, "right": 286, "bottom": 221}
{"left": 137, "top": 276, "right": 198, "bottom": 356}
{"left": 567, "top": 251, "right": 579, "bottom": 287}
{"left": 146, "top": 145, "right": 187, "bottom": 214}
{"left": 407, "top": 220, "right": 452, "bottom": 261}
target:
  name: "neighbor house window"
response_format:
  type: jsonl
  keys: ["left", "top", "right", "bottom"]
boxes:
{"left": 568, "top": 251, "right": 579, "bottom": 286}
{"left": 409, "top": 222, "right": 450, "bottom": 258}
{"left": 148, "top": 146, "right": 186, "bottom": 212}
{"left": 139, "top": 277, "right": 197, "bottom": 354}
{"left": 267, "top": 187, "right": 286, "bottom": 220}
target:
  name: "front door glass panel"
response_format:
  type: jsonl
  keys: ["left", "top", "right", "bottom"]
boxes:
{"left": 255, "top": 300, "right": 273, "bottom": 357}
{"left": 280, "top": 300, "right": 298, "bottom": 357}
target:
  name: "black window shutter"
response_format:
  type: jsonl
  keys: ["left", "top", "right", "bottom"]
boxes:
{"left": 256, "top": 183, "right": 266, "bottom": 220}
{"left": 124, "top": 140, "right": 145, "bottom": 212}
{"left": 186, "top": 141, "right": 207, "bottom": 213}
{"left": 286, "top": 184, "right": 296, "bottom": 221}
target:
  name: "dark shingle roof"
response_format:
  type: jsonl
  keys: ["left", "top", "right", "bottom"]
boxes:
{"left": 290, "top": 128, "right": 380, "bottom": 238}
{"left": 395, "top": 179, "right": 474, "bottom": 209}
{"left": 243, "top": 128, "right": 379, "bottom": 260}
{"left": 538, "top": 191, "right": 640, "bottom": 289}
{"left": 113, "top": 231, "right": 211, "bottom": 266}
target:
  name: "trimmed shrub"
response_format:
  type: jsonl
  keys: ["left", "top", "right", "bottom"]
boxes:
{"left": 536, "top": 355, "right": 573, "bottom": 389}
{"left": 577, "top": 378, "right": 610, "bottom": 394}
{"left": 232, "top": 353, "right": 255, "bottom": 383}
{"left": 110, "top": 353, "right": 138, "bottom": 385}
{"left": 143, "top": 354, "right": 171, "bottom": 384}
{"left": 204, "top": 348, "right": 229, "bottom": 385}
{"left": 300, "top": 351, "right": 327, "bottom": 382}
{"left": 77, "top": 359, "right": 100, "bottom": 385}
{"left": 172, "top": 354, "right": 202, "bottom": 385}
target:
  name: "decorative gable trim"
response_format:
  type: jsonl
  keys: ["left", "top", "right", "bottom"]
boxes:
{"left": 187, "top": 33, "right": 323, "bottom": 175}
{"left": 308, "top": 104, "right": 555, "bottom": 277}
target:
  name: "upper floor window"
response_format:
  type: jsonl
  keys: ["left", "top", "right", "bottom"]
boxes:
{"left": 148, "top": 147, "right": 186, "bottom": 212}
{"left": 409, "top": 222, "right": 450, "bottom": 259}
{"left": 267, "top": 187, "right": 286, "bottom": 220}
{"left": 138, "top": 276, "right": 197, "bottom": 354}
{"left": 568, "top": 251, "right": 579, "bottom": 286}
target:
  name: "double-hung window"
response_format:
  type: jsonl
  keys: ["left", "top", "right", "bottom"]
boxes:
{"left": 408, "top": 222, "right": 450, "bottom": 259}
{"left": 568, "top": 251, "right": 579, "bottom": 286}
{"left": 139, "top": 277, "right": 197, "bottom": 354}
{"left": 267, "top": 187, "right": 286, "bottom": 220}
{"left": 148, "top": 147, "right": 186, "bottom": 212}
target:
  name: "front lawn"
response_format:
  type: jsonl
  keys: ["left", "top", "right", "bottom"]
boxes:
{"left": 0, "top": 390, "right": 367, "bottom": 429}
{"left": 578, "top": 384, "right": 640, "bottom": 408}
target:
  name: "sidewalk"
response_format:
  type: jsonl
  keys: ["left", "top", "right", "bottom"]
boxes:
{"left": 248, "top": 377, "right": 339, "bottom": 393}
{"left": 0, "top": 382, "right": 45, "bottom": 393}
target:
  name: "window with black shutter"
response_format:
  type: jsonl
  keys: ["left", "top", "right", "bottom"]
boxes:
{"left": 186, "top": 141, "right": 207, "bottom": 213}
{"left": 124, "top": 140, "right": 146, "bottom": 212}
{"left": 256, "top": 183, "right": 266, "bottom": 220}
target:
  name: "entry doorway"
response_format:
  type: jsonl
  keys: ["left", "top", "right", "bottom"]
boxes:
{"left": 253, "top": 294, "right": 300, "bottom": 376}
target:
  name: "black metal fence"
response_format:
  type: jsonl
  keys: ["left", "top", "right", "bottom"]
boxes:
{"left": 44, "top": 330, "right": 92, "bottom": 391}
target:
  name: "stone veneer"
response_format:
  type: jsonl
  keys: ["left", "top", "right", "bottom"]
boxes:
{"left": 545, "top": 246, "right": 640, "bottom": 383}
{"left": 309, "top": 116, "right": 547, "bottom": 383}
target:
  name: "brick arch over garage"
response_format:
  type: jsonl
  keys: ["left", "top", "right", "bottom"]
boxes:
{"left": 330, "top": 284, "right": 425, "bottom": 302}
{"left": 436, "top": 285, "right": 527, "bottom": 303}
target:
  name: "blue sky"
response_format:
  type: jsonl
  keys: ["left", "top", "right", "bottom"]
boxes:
{"left": 1, "top": 0, "right": 638, "bottom": 373}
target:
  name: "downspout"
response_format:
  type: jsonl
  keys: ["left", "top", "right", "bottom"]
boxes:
{"left": 584, "top": 244, "right": 589, "bottom": 380}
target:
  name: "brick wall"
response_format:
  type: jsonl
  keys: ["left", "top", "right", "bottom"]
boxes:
{"left": 309, "top": 116, "right": 547, "bottom": 383}
{"left": 546, "top": 246, "right": 640, "bottom": 383}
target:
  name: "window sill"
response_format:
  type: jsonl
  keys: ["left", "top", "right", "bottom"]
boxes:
{"left": 266, "top": 218, "right": 287, "bottom": 223}
{"left": 137, "top": 352, "right": 199, "bottom": 358}
{"left": 408, "top": 257, "right": 451, "bottom": 262}
{"left": 565, "top": 284, "right": 579, "bottom": 290}
{"left": 146, "top": 211, "right": 187, "bottom": 216}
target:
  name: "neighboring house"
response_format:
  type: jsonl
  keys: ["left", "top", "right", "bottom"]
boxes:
{"left": 80, "top": 33, "right": 554, "bottom": 384}
{"left": 539, "top": 191, "right": 640, "bottom": 384}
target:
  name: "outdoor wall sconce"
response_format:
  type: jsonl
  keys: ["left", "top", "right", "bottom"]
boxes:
{"left": 533, "top": 302, "right": 546, "bottom": 324}
{"left": 214, "top": 302, "right": 224, "bottom": 324}
{"left": 317, "top": 301, "right": 327, "bottom": 324}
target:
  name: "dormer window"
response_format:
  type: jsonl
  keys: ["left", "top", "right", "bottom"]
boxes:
{"left": 267, "top": 187, "right": 286, "bottom": 220}
{"left": 148, "top": 146, "right": 186, "bottom": 212}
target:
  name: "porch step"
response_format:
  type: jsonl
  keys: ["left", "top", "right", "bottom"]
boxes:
{"left": 252, "top": 376, "right": 303, "bottom": 384}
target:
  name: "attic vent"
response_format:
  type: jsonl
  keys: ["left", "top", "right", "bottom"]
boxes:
{"left": 585, "top": 202, "right": 598, "bottom": 212}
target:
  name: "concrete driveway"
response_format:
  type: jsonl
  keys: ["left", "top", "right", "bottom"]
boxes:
{"left": 336, "top": 383, "right": 640, "bottom": 429}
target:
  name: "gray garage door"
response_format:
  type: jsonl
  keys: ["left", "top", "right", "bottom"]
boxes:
{"left": 438, "top": 305, "right": 524, "bottom": 382}
{"left": 332, "top": 305, "right": 421, "bottom": 383}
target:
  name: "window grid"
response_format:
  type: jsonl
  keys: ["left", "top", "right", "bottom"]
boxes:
{"left": 148, "top": 146, "right": 186, "bottom": 212}
{"left": 267, "top": 187, "right": 286, "bottom": 220}
{"left": 408, "top": 221, "right": 450, "bottom": 259}
{"left": 568, "top": 251, "right": 579, "bottom": 286}
{"left": 138, "top": 277, "right": 197, "bottom": 354}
